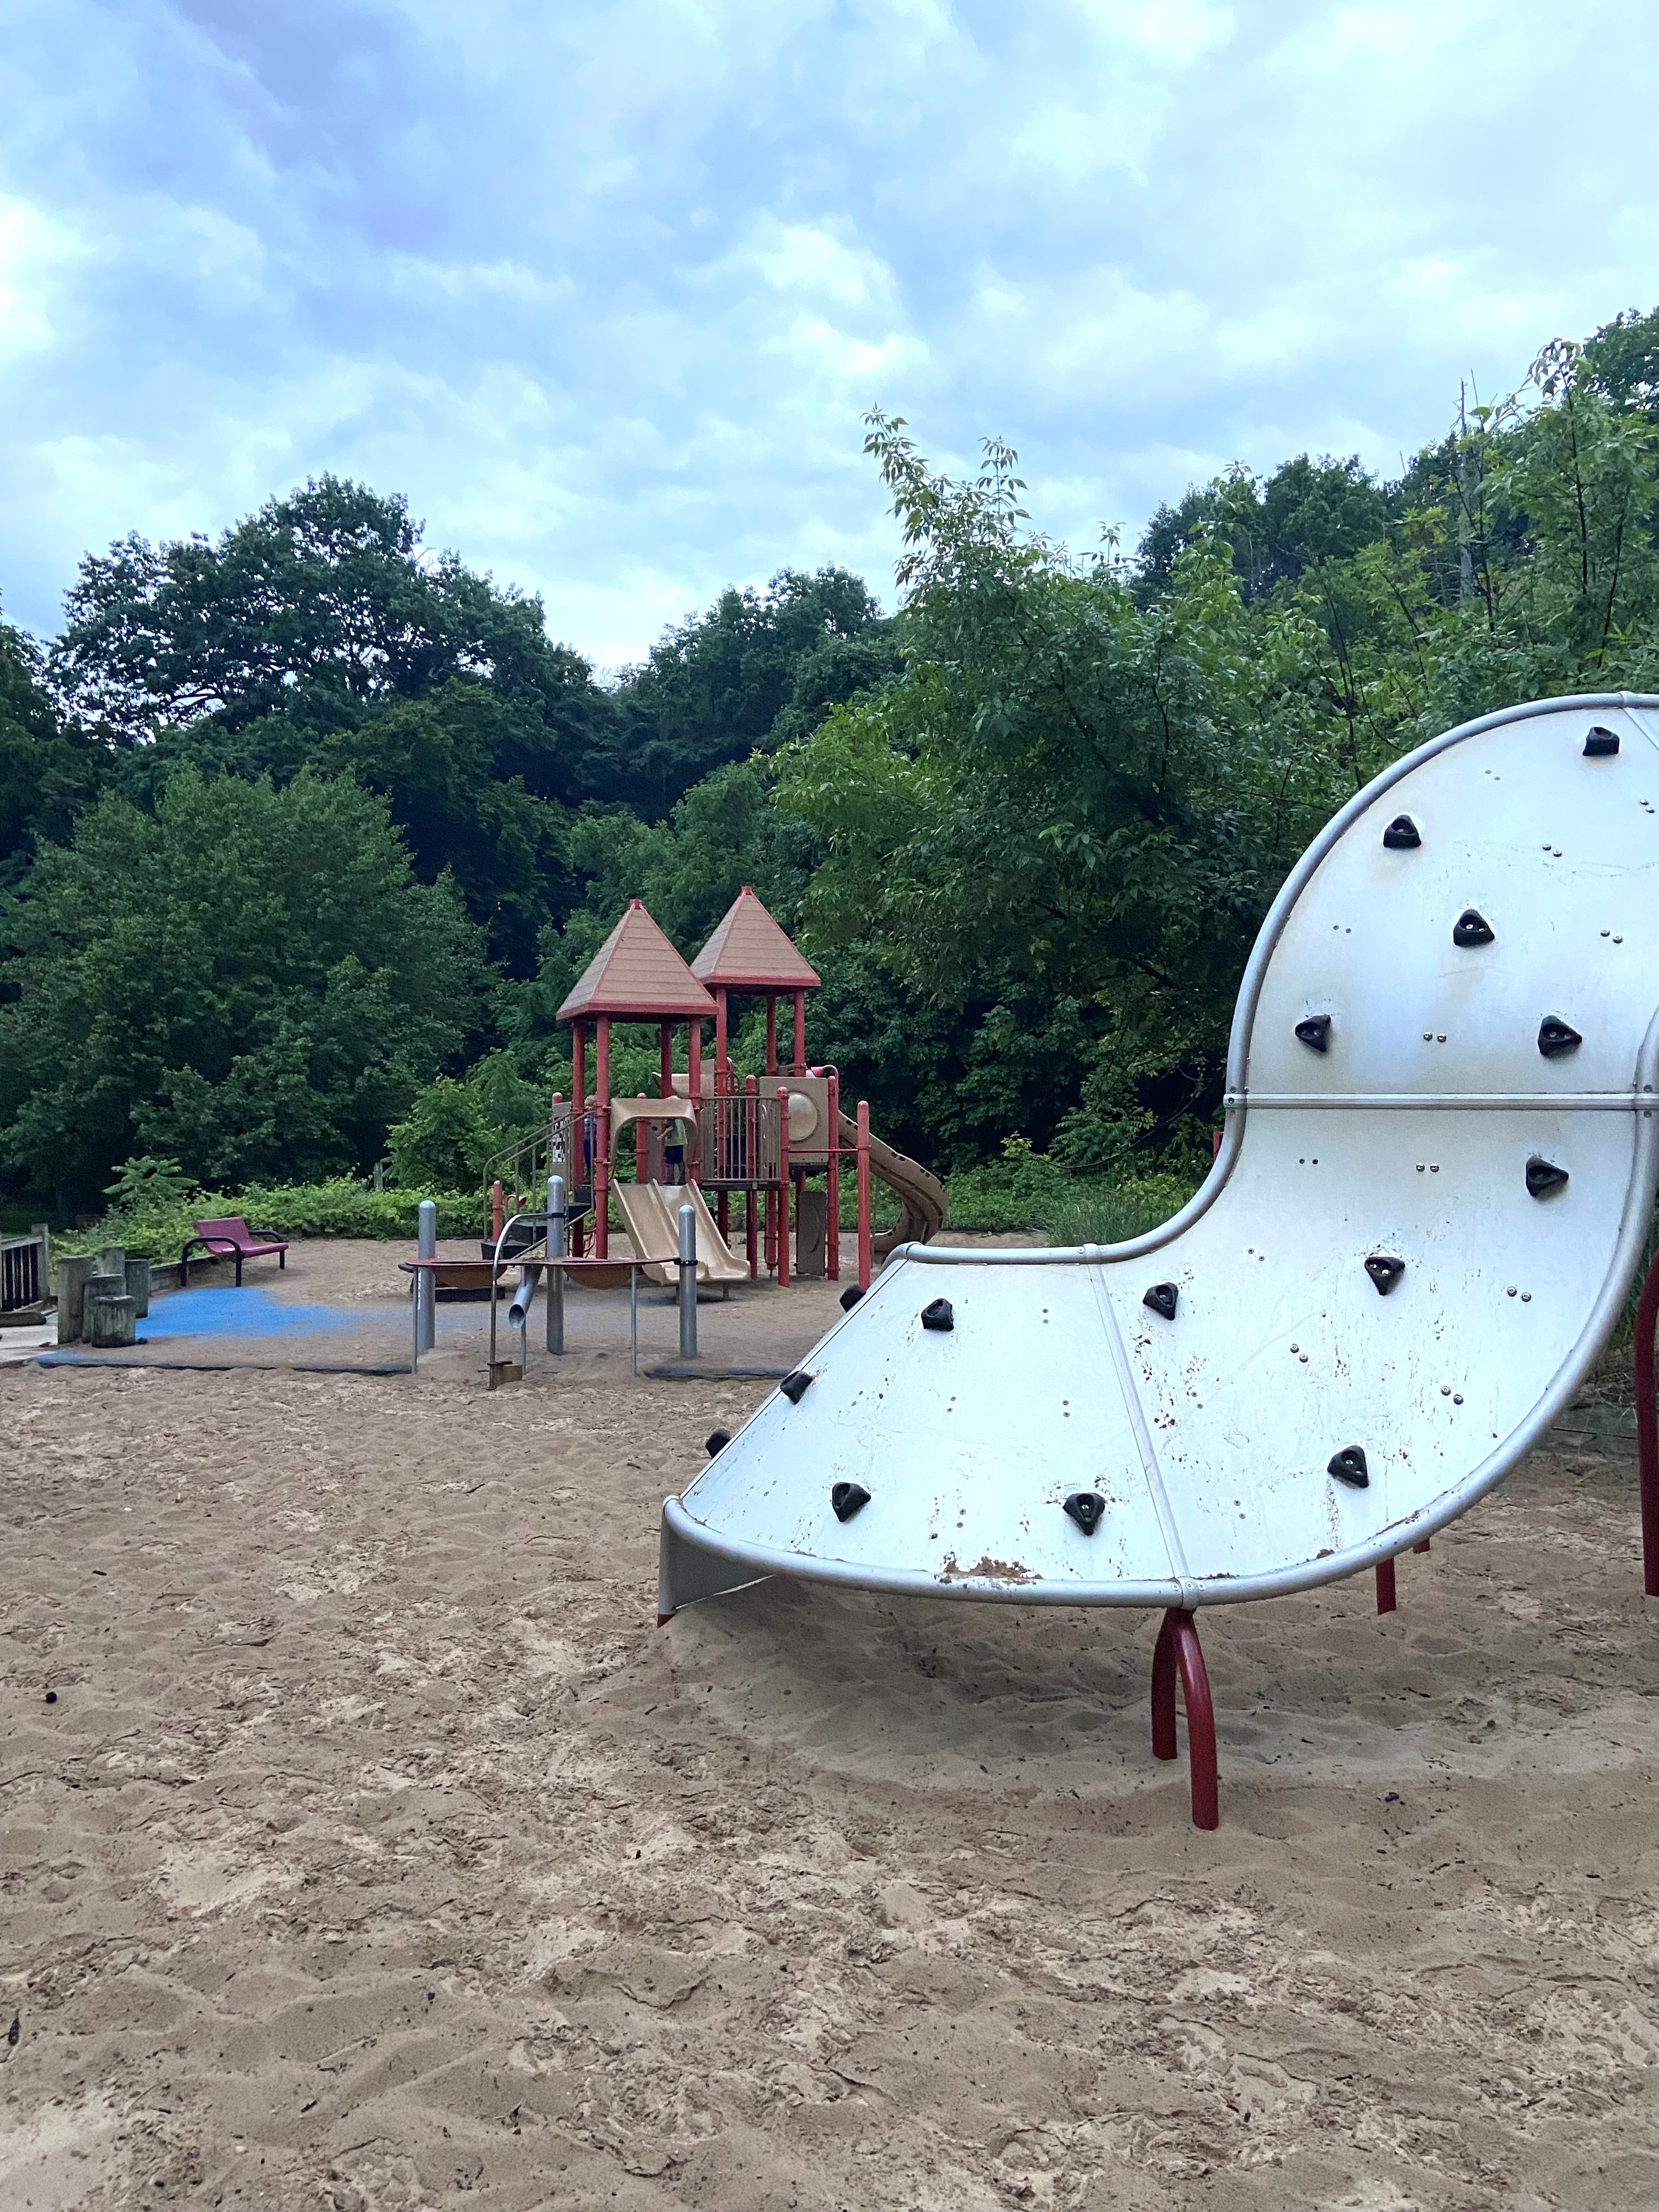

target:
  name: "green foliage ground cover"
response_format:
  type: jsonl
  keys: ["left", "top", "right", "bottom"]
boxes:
{"left": 9, "top": 306, "right": 1659, "bottom": 1220}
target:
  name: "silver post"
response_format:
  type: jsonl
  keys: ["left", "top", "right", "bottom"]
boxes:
{"left": 678, "top": 1201, "right": 698, "bottom": 1359}
{"left": 546, "top": 1174, "right": 565, "bottom": 1355}
{"left": 416, "top": 1198, "right": 437, "bottom": 1353}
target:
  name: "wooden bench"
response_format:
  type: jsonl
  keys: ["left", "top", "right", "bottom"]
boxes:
{"left": 180, "top": 1217, "right": 289, "bottom": 1287}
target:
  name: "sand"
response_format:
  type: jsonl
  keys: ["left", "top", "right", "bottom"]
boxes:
{"left": 3, "top": 1241, "right": 1659, "bottom": 2207}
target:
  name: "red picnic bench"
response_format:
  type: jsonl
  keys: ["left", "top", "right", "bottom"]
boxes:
{"left": 180, "top": 1217, "right": 289, "bottom": 1287}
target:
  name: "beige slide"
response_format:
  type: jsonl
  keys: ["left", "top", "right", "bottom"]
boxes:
{"left": 613, "top": 1180, "right": 751, "bottom": 1287}
{"left": 837, "top": 1113, "right": 947, "bottom": 1256}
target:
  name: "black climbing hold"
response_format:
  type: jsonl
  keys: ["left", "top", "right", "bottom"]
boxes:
{"left": 1526, "top": 1155, "right": 1569, "bottom": 1199}
{"left": 1142, "top": 1282, "right": 1179, "bottom": 1321}
{"left": 1382, "top": 814, "right": 1422, "bottom": 849}
{"left": 1328, "top": 1445, "right": 1370, "bottom": 1489}
{"left": 1537, "top": 1015, "right": 1582, "bottom": 1059}
{"left": 1364, "top": 1254, "right": 1406, "bottom": 1295}
{"left": 831, "top": 1481, "right": 870, "bottom": 1523}
{"left": 780, "top": 1369, "right": 814, "bottom": 1403}
{"left": 1295, "top": 1013, "right": 1333, "bottom": 1053}
{"left": 920, "top": 1297, "right": 955, "bottom": 1333}
{"left": 1584, "top": 724, "right": 1620, "bottom": 757}
{"left": 838, "top": 1284, "right": 865, "bottom": 1311}
{"left": 1453, "top": 909, "right": 1495, "bottom": 947}
{"left": 1063, "top": 1491, "right": 1106, "bottom": 1534}
{"left": 705, "top": 1428, "right": 731, "bottom": 1457}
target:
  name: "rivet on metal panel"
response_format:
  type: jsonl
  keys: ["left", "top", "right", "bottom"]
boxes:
{"left": 1584, "top": 725, "right": 1621, "bottom": 757}
{"left": 1328, "top": 1445, "right": 1370, "bottom": 1489}
{"left": 920, "top": 1297, "right": 955, "bottom": 1333}
{"left": 1295, "top": 1014, "right": 1333, "bottom": 1053}
{"left": 1538, "top": 1015, "right": 1583, "bottom": 1058}
{"left": 1063, "top": 1491, "right": 1106, "bottom": 1534}
{"left": 705, "top": 1428, "right": 731, "bottom": 1457}
{"left": 1143, "top": 1282, "right": 1179, "bottom": 1321}
{"left": 780, "top": 1369, "right": 815, "bottom": 1403}
{"left": 1382, "top": 814, "right": 1422, "bottom": 849}
{"left": 1525, "top": 1156, "right": 1569, "bottom": 1199}
{"left": 1365, "top": 1254, "right": 1406, "bottom": 1295}
{"left": 1453, "top": 909, "right": 1496, "bottom": 947}
{"left": 839, "top": 1284, "right": 865, "bottom": 1311}
{"left": 831, "top": 1481, "right": 870, "bottom": 1522}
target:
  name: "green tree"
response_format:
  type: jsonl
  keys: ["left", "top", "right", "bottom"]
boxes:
{"left": 0, "top": 769, "right": 482, "bottom": 1207}
{"left": 0, "top": 611, "right": 107, "bottom": 891}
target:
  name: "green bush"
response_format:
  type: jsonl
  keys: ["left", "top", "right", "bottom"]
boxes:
{"left": 386, "top": 1076, "right": 501, "bottom": 1191}
{"left": 58, "top": 1176, "right": 488, "bottom": 1262}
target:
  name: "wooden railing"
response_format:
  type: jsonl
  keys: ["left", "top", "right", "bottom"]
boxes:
{"left": 1, "top": 1226, "right": 50, "bottom": 1316}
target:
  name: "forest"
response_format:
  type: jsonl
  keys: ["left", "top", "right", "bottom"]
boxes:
{"left": 6, "top": 303, "right": 1659, "bottom": 1227}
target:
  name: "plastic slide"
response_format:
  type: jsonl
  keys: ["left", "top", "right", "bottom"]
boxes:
{"left": 839, "top": 1114, "right": 947, "bottom": 1254}
{"left": 613, "top": 1180, "right": 751, "bottom": 1287}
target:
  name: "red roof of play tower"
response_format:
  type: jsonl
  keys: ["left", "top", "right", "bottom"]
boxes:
{"left": 691, "top": 886, "right": 821, "bottom": 991}
{"left": 556, "top": 901, "right": 717, "bottom": 1021}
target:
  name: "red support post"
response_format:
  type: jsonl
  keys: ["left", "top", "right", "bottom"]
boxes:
{"left": 491, "top": 1180, "right": 505, "bottom": 1240}
{"left": 855, "top": 1099, "right": 871, "bottom": 1291}
{"left": 1413, "top": 1537, "right": 1431, "bottom": 1555}
{"left": 715, "top": 988, "right": 728, "bottom": 1090}
{"left": 1375, "top": 1558, "right": 1397, "bottom": 1613}
{"left": 687, "top": 1017, "right": 702, "bottom": 1183}
{"left": 826, "top": 1069, "right": 840, "bottom": 1281}
{"left": 776, "top": 1084, "right": 791, "bottom": 1286}
{"left": 1636, "top": 1246, "right": 1659, "bottom": 1596}
{"left": 593, "top": 1017, "right": 611, "bottom": 1258}
{"left": 792, "top": 989, "right": 806, "bottom": 1074}
{"left": 1149, "top": 1608, "right": 1218, "bottom": 1830}
{"left": 745, "top": 1076, "right": 759, "bottom": 1279}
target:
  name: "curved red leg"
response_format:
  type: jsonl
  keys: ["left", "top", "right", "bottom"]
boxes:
{"left": 1171, "top": 1613, "right": 1219, "bottom": 1831}
{"left": 1636, "top": 1246, "right": 1659, "bottom": 1597}
{"left": 1375, "top": 1558, "right": 1397, "bottom": 1613}
{"left": 1151, "top": 1609, "right": 1178, "bottom": 1761}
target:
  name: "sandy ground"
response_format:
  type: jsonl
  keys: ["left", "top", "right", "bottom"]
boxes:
{"left": 3, "top": 1243, "right": 1659, "bottom": 2208}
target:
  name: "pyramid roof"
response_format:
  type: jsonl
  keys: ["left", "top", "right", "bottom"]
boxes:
{"left": 556, "top": 901, "right": 717, "bottom": 1021}
{"left": 691, "top": 886, "right": 821, "bottom": 991}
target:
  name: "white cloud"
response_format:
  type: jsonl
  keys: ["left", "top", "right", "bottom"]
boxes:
{"left": 1, "top": 0, "right": 1658, "bottom": 661}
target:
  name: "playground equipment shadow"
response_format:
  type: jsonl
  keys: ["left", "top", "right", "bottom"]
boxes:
{"left": 2, "top": 1353, "right": 1656, "bottom": 2207}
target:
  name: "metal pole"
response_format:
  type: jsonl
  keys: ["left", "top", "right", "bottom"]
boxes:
{"left": 678, "top": 1201, "right": 698, "bottom": 1359}
{"left": 546, "top": 1175, "right": 565, "bottom": 1355}
{"left": 416, "top": 1198, "right": 437, "bottom": 1353}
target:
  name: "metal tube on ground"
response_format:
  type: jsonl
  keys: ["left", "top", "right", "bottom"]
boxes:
{"left": 416, "top": 1199, "right": 437, "bottom": 1353}
{"left": 678, "top": 1202, "right": 698, "bottom": 1359}
{"left": 546, "top": 1175, "right": 565, "bottom": 1355}
{"left": 776, "top": 1085, "right": 791, "bottom": 1287}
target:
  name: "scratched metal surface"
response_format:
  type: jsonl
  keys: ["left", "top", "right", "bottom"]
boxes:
{"left": 664, "top": 694, "right": 1659, "bottom": 1609}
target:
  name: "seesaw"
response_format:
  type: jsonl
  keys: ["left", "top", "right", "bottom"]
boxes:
{"left": 658, "top": 692, "right": 1659, "bottom": 1826}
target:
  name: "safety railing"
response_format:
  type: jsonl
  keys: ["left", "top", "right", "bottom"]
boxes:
{"left": 1, "top": 1226, "right": 49, "bottom": 1316}
{"left": 698, "top": 1088, "right": 782, "bottom": 1187}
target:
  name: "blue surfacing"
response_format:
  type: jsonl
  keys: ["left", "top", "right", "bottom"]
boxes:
{"left": 142, "top": 1287, "right": 396, "bottom": 1340}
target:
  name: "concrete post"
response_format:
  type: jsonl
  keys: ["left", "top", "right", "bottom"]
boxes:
{"left": 546, "top": 1175, "right": 565, "bottom": 1355}
{"left": 678, "top": 1201, "right": 698, "bottom": 1360}
{"left": 416, "top": 1199, "right": 437, "bottom": 1353}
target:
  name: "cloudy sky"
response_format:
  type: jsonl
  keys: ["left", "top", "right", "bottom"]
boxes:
{"left": 2, "top": 1, "right": 1654, "bottom": 669}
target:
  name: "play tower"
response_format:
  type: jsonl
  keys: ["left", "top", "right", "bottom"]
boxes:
{"left": 555, "top": 901, "right": 715, "bottom": 1260}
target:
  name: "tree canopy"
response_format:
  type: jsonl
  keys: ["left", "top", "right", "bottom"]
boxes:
{"left": 9, "top": 303, "right": 1659, "bottom": 1208}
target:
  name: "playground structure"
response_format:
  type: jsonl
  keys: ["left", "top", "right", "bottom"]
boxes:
{"left": 478, "top": 889, "right": 946, "bottom": 1353}
{"left": 660, "top": 693, "right": 1659, "bottom": 1828}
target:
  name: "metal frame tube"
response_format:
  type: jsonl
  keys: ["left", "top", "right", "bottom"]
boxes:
{"left": 415, "top": 1198, "right": 437, "bottom": 1354}
{"left": 545, "top": 1175, "right": 565, "bottom": 1355}
{"left": 678, "top": 1201, "right": 698, "bottom": 1359}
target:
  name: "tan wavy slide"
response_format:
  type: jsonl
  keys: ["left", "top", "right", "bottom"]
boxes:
{"left": 613, "top": 1180, "right": 751, "bottom": 1286}
{"left": 837, "top": 1112, "right": 947, "bottom": 1256}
